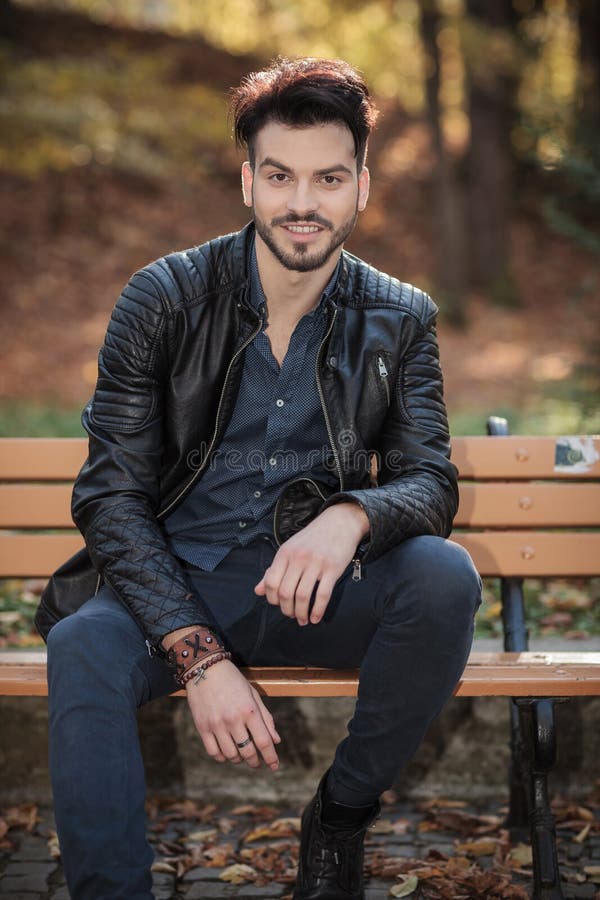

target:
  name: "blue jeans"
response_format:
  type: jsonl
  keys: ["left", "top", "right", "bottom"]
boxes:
{"left": 47, "top": 534, "right": 481, "bottom": 899}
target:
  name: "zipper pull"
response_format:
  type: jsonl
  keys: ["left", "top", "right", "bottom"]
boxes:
{"left": 377, "top": 355, "right": 388, "bottom": 378}
{"left": 145, "top": 640, "right": 154, "bottom": 657}
{"left": 352, "top": 558, "right": 362, "bottom": 582}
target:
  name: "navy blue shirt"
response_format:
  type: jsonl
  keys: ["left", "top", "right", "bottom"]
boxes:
{"left": 164, "top": 244, "right": 339, "bottom": 571}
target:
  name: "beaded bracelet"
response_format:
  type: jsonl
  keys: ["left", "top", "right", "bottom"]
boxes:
{"left": 181, "top": 651, "right": 233, "bottom": 687}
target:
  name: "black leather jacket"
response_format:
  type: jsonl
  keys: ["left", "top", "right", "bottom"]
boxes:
{"left": 67, "top": 223, "right": 458, "bottom": 649}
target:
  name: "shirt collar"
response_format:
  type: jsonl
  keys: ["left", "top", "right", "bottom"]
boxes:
{"left": 248, "top": 238, "right": 340, "bottom": 317}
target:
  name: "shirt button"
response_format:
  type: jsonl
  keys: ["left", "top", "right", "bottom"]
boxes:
{"left": 253, "top": 490, "right": 262, "bottom": 498}
{"left": 269, "top": 457, "right": 277, "bottom": 466}
{"left": 276, "top": 398, "right": 284, "bottom": 407}
{"left": 239, "top": 520, "right": 247, "bottom": 528}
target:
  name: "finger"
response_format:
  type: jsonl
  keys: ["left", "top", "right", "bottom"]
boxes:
{"left": 293, "top": 567, "right": 321, "bottom": 626}
{"left": 252, "top": 690, "right": 282, "bottom": 744}
{"left": 276, "top": 564, "right": 304, "bottom": 619}
{"left": 201, "top": 731, "right": 227, "bottom": 763}
{"left": 232, "top": 732, "right": 261, "bottom": 769}
{"left": 309, "top": 572, "right": 337, "bottom": 624}
{"left": 261, "top": 555, "right": 290, "bottom": 607}
{"left": 246, "top": 717, "right": 279, "bottom": 769}
{"left": 214, "top": 730, "right": 244, "bottom": 765}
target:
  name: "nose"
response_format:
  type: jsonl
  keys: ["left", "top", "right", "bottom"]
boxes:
{"left": 287, "top": 178, "right": 318, "bottom": 216}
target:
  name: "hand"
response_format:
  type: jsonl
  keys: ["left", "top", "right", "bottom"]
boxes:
{"left": 254, "top": 503, "right": 369, "bottom": 626}
{"left": 185, "top": 659, "right": 281, "bottom": 770}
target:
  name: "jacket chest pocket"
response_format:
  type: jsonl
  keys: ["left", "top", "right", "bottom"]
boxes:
{"left": 366, "top": 350, "right": 393, "bottom": 412}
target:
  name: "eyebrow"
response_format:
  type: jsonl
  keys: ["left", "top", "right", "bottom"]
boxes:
{"left": 259, "top": 157, "right": 354, "bottom": 177}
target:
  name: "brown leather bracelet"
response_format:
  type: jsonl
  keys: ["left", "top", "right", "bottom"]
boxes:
{"left": 166, "top": 627, "right": 226, "bottom": 682}
{"left": 180, "top": 651, "right": 232, "bottom": 686}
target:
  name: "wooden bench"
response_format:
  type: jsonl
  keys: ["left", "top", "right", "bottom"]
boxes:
{"left": 1, "top": 420, "right": 599, "bottom": 900}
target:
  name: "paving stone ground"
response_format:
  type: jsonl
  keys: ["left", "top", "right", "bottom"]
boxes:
{"left": 1, "top": 796, "right": 599, "bottom": 899}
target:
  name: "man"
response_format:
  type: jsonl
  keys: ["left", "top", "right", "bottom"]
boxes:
{"left": 39, "top": 57, "right": 481, "bottom": 900}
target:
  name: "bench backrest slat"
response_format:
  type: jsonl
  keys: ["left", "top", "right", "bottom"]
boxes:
{"left": 1, "top": 531, "right": 599, "bottom": 578}
{"left": 2, "top": 436, "right": 600, "bottom": 480}
{"left": 3, "top": 481, "right": 599, "bottom": 529}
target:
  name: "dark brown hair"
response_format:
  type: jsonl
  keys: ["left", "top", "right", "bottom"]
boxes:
{"left": 230, "top": 57, "right": 378, "bottom": 170}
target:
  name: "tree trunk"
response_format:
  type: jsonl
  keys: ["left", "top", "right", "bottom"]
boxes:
{"left": 576, "top": 0, "right": 600, "bottom": 147}
{"left": 420, "top": 2, "right": 468, "bottom": 325}
{"left": 464, "top": 0, "right": 519, "bottom": 303}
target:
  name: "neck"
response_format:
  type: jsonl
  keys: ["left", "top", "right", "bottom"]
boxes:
{"left": 255, "top": 235, "right": 340, "bottom": 323}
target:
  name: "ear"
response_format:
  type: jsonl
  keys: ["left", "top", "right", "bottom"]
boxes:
{"left": 241, "top": 161, "right": 253, "bottom": 208}
{"left": 357, "top": 167, "right": 370, "bottom": 212}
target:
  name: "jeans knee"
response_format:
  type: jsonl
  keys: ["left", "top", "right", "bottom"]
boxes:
{"left": 388, "top": 535, "right": 482, "bottom": 626}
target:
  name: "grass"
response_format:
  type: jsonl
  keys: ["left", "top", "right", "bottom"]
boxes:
{"left": 0, "top": 403, "right": 85, "bottom": 438}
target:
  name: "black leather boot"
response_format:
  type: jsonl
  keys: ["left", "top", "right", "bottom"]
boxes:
{"left": 293, "top": 771, "right": 380, "bottom": 900}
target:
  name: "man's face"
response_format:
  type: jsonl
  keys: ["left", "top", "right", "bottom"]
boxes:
{"left": 241, "top": 121, "right": 370, "bottom": 273}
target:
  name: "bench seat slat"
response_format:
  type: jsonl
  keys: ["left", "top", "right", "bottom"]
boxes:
{"left": 0, "top": 651, "right": 598, "bottom": 698}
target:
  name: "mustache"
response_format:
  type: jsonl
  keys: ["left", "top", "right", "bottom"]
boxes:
{"left": 271, "top": 213, "right": 333, "bottom": 230}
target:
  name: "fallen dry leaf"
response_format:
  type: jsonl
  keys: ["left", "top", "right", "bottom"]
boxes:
{"left": 389, "top": 874, "right": 419, "bottom": 897}
{"left": 4, "top": 803, "right": 39, "bottom": 832}
{"left": 455, "top": 837, "right": 499, "bottom": 857}
{"left": 507, "top": 843, "right": 533, "bottom": 868}
{"left": 151, "top": 861, "right": 177, "bottom": 874}
{"left": 574, "top": 823, "right": 592, "bottom": 843}
{"left": 203, "top": 842, "right": 235, "bottom": 867}
{"left": 244, "top": 818, "right": 300, "bottom": 842}
{"left": 184, "top": 828, "right": 218, "bottom": 843}
{"left": 219, "top": 863, "right": 257, "bottom": 884}
{"left": 47, "top": 831, "right": 61, "bottom": 859}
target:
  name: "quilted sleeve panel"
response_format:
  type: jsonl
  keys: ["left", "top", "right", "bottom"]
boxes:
{"left": 71, "top": 272, "right": 218, "bottom": 647}
{"left": 323, "top": 314, "right": 458, "bottom": 562}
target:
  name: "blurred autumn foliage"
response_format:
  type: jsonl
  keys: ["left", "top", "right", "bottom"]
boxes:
{"left": 0, "top": 0, "right": 598, "bottom": 430}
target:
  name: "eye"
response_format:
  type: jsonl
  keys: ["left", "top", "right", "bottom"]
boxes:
{"left": 320, "top": 175, "right": 342, "bottom": 186}
{"left": 269, "top": 172, "right": 290, "bottom": 183}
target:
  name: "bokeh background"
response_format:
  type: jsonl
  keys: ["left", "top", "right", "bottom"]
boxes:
{"left": 1, "top": 0, "right": 599, "bottom": 439}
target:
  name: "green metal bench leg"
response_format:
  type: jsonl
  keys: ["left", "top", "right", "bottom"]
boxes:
{"left": 516, "top": 698, "right": 565, "bottom": 900}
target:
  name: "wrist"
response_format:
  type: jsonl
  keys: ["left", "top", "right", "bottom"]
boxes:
{"left": 327, "top": 501, "right": 369, "bottom": 541}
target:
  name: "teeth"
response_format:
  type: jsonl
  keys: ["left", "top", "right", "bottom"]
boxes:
{"left": 286, "top": 225, "right": 320, "bottom": 233}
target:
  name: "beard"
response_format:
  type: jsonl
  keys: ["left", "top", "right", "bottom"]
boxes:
{"left": 253, "top": 206, "right": 358, "bottom": 273}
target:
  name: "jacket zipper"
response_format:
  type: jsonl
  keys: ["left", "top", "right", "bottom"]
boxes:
{"left": 377, "top": 354, "right": 390, "bottom": 406}
{"left": 351, "top": 558, "right": 362, "bottom": 582}
{"left": 316, "top": 308, "right": 344, "bottom": 492}
{"left": 157, "top": 312, "right": 263, "bottom": 520}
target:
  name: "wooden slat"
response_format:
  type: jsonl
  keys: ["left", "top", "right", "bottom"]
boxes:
{"left": 0, "top": 534, "right": 84, "bottom": 577}
{"left": 1, "top": 481, "right": 598, "bottom": 530}
{"left": 1, "top": 651, "right": 599, "bottom": 698}
{"left": 0, "top": 438, "right": 87, "bottom": 481}
{"left": 455, "top": 483, "right": 600, "bottom": 528}
{"left": 452, "top": 435, "right": 600, "bottom": 479}
{"left": 0, "top": 436, "right": 599, "bottom": 481}
{"left": 0, "top": 484, "right": 74, "bottom": 528}
{"left": 1, "top": 531, "right": 599, "bottom": 579}
{"left": 454, "top": 532, "right": 600, "bottom": 577}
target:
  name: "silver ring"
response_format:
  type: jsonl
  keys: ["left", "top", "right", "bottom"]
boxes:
{"left": 236, "top": 736, "right": 252, "bottom": 749}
